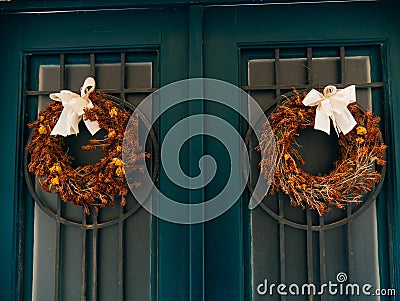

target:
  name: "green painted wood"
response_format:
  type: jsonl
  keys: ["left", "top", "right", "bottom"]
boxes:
{"left": 157, "top": 6, "right": 191, "bottom": 301}
{"left": 203, "top": 6, "right": 245, "bottom": 301}
{"left": 18, "top": 11, "right": 162, "bottom": 50}
{"left": 188, "top": 5, "right": 205, "bottom": 301}
{"left": 0, "top": 13, "right": 23, "bottom": 301}
{"left": 383, "top": 3, "right": 400, "bottom": 296}
{"left": 0, "top": 0, "right": 367, "bottom": 13}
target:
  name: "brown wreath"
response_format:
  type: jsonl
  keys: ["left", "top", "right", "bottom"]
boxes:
{"left": 26, "top": 91, "right": 149, "bottom": 214}
{"left": 258, "top": 90, "right": 387, "bottom": 215}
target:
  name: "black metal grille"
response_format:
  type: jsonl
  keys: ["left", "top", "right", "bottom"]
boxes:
{"left": 242, "top": 46, "right": 384, "bottom": 93}
{"left": 23, "top": 50, "right": 159, "bottom": 301}
{"left": 242, "top": 44, "right": 387, "bottom": 301}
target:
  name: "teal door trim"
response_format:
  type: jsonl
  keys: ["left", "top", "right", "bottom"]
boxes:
{"left": 0, "top": 13, "right": 22, "bottom": 300}
{"left": 383, "top": 20, "right": 400, "bottom": 296}
{"left": 1, "top": 0, "right": 376, "bottom": 14}
{"left": 203, "top": 6, "right": 245, "bottom": 300}
{"left": 188, "top": 5, "right": 205, "bottom": 301}
{"left": 157, "top": 6, "right": 191, "bottom": 301}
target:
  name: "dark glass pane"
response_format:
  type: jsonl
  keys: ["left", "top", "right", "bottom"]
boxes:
{"left": 30, "top": 52, "right": 155, "bottom": 301}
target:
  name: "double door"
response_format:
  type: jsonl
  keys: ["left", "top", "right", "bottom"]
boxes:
{"left": 0, "top": 1, "right": 398, "bottom": 300}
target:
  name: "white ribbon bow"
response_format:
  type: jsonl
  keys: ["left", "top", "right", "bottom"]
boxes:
{"left": 50, "top": 77, "right": 101, "bottom": 137}
{"left": 302, "top": 85, "right": 357, "bottom": 135}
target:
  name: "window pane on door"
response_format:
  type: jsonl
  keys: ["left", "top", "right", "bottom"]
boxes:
{"left": 25, "top": 50, "right": 157, "bottom": 301}
{"left": 243, "top": 45, "right": 386, "bottom": 301}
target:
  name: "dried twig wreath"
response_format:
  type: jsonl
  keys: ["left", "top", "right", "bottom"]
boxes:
{"left": 26, "top": 89, "right": 149, "bottom": 215}
{"left": 258, "top": 89, "right": 387, "bottom": 215}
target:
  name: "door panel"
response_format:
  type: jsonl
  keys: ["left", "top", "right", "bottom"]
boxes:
{"left": 30, "top": 58, "right": 155, "bottom": 300}
{"left": 203, "top": 2, "right": 396, "bottom": 300}
{"left": 2, "top": 7, "right": 191, "bottom": 301}
{"left": 245, "top": 47, "right": 382, "bottom": 301}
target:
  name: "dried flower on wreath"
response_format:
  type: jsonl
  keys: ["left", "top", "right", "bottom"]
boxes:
{"left": 26, "top": 90, "right": 150, "bottom": 214}
{"left": 258, "top": 90, "right": 387, "bottom": 215}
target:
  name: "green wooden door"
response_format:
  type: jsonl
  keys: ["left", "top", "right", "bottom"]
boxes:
{"left": 1, "top": 1, "right": 399, "bottom": 301}
{"left": 202, "top": 2, "right": 399, "bottom": 300}
{"left": 0, "top": 6, "right": 194, "bottom": 301}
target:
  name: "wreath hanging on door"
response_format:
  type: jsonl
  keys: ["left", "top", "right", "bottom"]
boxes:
{"left": 26, "top": 77, "right": 149, "bottom": 214}
{"left": 258, "top": 86, "right": 386, "bottom": 215}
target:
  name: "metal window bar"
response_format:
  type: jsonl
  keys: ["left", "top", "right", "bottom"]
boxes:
{"left": 274, "top": 48, "right": 287, "bottom": 301}
{"left": 319, "top": 215, "right": 327, "bottom": 301}
{"left": 92, "top": 211, "right": 99, "bottom": 301}
{"left": 243, "top": 46, "right": 384, "bottom": 92}
{"left": 306, "top": 49, "right": 316, "bottom": 301}
{"left": 25, "top": 50, "right": 157, "bottom": 301}
{"left": 306, "top": 47, "right": 313, "bottom": 86}
{"left": 81, "top": 211, "right": 87, "bottom": 300}
{"left": 245, "top": 45, "right": 385, "bottom": 301}
{"left": 340, "top": 46, "right": 346, "bottom": 85}
{"left": 347, "top": 205, "right": 355, "bottom": 301}
{"left": 119, "top": 206, "right": 125, "bottom": 301}
{"left": 89, "top": 54, "right": 99, "bottom": 301}
{"left": 118, "top": 52, "right": 126, "bottom": 301}
{"left": 55, "top": 197, "right": 62, "bottom": 301}
{"left": 278, "top": 197, "right": 286, "bottom": 301}
{"left": 25, "top": 51, "right": 157, "bottom": 97}
{"left": 55, "top": 53, "right": 65, "bottom": 301}
{"left": 306, "top": 207, "right": 313, "bottom": 301}
{"left": 120, "top": 53, "right": 126, "bottom": 101}
{"left": 90, "top": 54, "right": 96, "bottom": 78}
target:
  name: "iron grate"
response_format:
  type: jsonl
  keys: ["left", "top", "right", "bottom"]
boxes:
{"left": 242, "top": 44, "right": 387, "bottom": 301}
{"left": 23, "top": 50, "right": 159, "bottom": 301}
